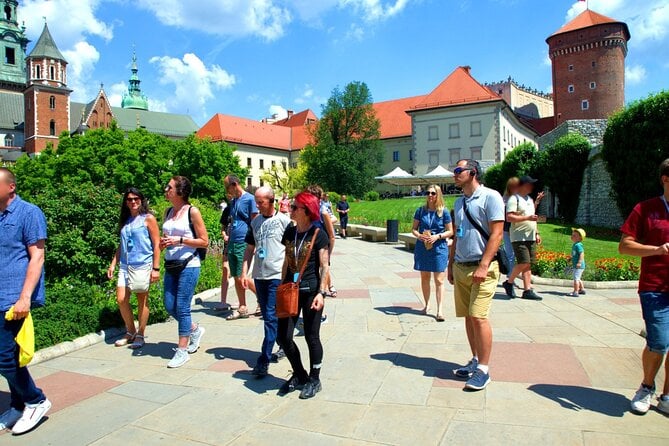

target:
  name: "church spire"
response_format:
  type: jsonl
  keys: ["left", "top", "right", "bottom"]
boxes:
{"left": 121, "top": 50, "right": 149, "bottom": 111}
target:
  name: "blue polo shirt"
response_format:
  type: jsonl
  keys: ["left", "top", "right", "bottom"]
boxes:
{"left": 229, "top": 192, "right": 258, "bottom": 242}
{"left": 453, "top": 185, "right": 504, "bottom": 263}
{"left": 0, "top": 195, "right": 47, "bottom": 311}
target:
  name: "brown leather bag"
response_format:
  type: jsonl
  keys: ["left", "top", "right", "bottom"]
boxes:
{"left": 276, "top": 228, "right": 320, "bottom": 319}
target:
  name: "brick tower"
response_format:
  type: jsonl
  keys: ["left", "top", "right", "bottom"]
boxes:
{"left": 24, "top": 22, "right": 71, "bottom": 154}
{"left": 547, "top": 9, "right": 630, "bottom": 126}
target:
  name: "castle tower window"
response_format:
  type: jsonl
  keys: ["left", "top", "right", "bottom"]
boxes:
{"left": 49, "top": 120, "right": 56, "bottom": 136}
{"left": 592, "top": 61, "right": 596, "bottom": 67}
{"left": 49, "top": 66, "right": 55, "bottom": 80}
{"left": 5, "top": 47, "right": 15, "bottom": 65}
{"left": 49, "top": 96, "right": 55, "bottom": 109}
{"left": 590, "top": 81, "right": 596, "bottom": 89}
{"left": 568, "top": 64, "right": 574, "bottom": 71}
{"left": 568, "top": 84, "right": 574, "bottom": 93}
{"left": 581, "top": 100, "right": 589, "bottom": 110}
{"left": 35, "top": 64, "right": 41, "bottom": 78}
{"left": 4, "top": 5, "right": 10, "bottom": 21}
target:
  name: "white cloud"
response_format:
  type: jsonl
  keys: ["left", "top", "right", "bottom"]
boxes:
{"left": 340, "top": 0, "right": 411, "bottom": 22}
{"left": 345, "top": 23, "right": 366, "bottom": 41}
{"left": 626, "top": 64, "right": 647, "bottom": 84}
{"left": 136, "top": 0, "right": 291, "bottom": 41}
{"left": 148, "top": 98, "right": 169, "bottom": 113}
{"left": 565, "top": 1, "right": 669, "bottom": 46}
{"left": 294, "top": 84, "right": 315, "bottom": 105}
{"left": 268, "top": 105, "right": 288, "bottom": 119}
{"left": 106, "top": 82, "right": 127, "bottom": 108}
{"left": 61, "top": 41, "right": 100, "bottom": 102}
{"left": 149, "top": 53, "right": 236, "bottom": 118}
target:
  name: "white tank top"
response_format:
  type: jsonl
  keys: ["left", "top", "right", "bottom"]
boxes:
{"left": 162, "top": 206, "right": 201, "bottom": 267}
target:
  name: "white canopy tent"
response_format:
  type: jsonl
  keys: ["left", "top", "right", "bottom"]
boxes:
{"left": 416, "top": 165, "right": 455, "bottom": 184}
{"left": 374, "top": 166, "right": 416, "bottom": 186}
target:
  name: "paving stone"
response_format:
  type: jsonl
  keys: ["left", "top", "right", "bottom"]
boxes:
{"left": 89, "top": 425, "right": 206, "bottom": 446}
{"left": 263, "top": 399, "right": 367, "bottom": 438}
{"left": 583, "top": 431, "right": 669, "bottom": 446}
{"left": 108, "top": 380, "right": 191, "bottom": 404}
{"left": 440, "top": 420, "right": 584, "bottom": 446}
{"left": 373, "top": 367, "right": 433, "bottom": 405}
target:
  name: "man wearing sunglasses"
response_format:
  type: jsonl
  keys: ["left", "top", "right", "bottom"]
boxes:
{"left": 448, "top": 160, "right": 504, "bottom": 391}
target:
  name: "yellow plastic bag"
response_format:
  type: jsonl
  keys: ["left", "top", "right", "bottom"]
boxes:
{"left": 4, "top": 307, "right": 34, "bottom": 367}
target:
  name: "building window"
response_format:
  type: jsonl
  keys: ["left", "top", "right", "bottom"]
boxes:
{"left": 409, "top": 150, "right": 414, "bottom": 161}
{"left": 448, "top": 148, "right": 460, "bottom": 166}
{"left": 282, "top": 161, "right": 287, "bottom": 170}
{"left": 49, "top": 120, "right": 55, "bottom": 136}
{"left": 247, "top": 177, "right": 252, "bottom": 188}
{"left": 568, "top": 84, "right": 574, "bottom": 93}
{"left": 449, "top": 123, "right": 460, "bottom": 139}
{"left": 428, "top": 126, "right": 439, "bottom": 141}
{"left": 5, "top": 47, "right": 15, "bottom": 65}
{"left": 4, "top": 135, "right": 13, "bottom": 147}
{"left": 259, "top": 159, "right": 264, "bottom": 169}
{"left": 502, "top": 126, "right": 506, "bottom": 142}
{"left": 271, "top": 160, "right": 276, "bottom": 167}
{"left": 470, "top": 121, "right": 481, "bottom": 137}
{"left": 247, "top": 157, "right": 252, "bottom": 168}
{"left": 581, "top": 100, "right": 589, "bottom": 110}
{"left": 392, "top": 151, "right": 400, "bottom": 162}
{"left": 590, "top": 81, "right": 596, "bottom": 89}
{"left": 49, "top": 96, "right": 55, "bottom": 109}
{"left": 568, "top": 64, "right": 574, "bottom": 71}
{"left": 35, "top": 65, "right": 41, "bottom": 78}
{"left": 259, "top": 179, "right": 264, "bottom": 187}
{"left": 592, "top": 61, "right": 596, "bottom": 68}
{"left": 428, "top": 150, "right": 439, "bottom": 168}
{"left": 49, "top": 66, "right": 55, "bottom": 80}
{"left": 470, "top": 147, "right": 482, "bottom": 160}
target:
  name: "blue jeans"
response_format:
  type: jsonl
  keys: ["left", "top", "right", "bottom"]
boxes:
{"left": 0, "top": 313, "right": 46, "bottom": 410}
{"left": 163, "top": 267, "right": 200, "bottom": 337}
{"left": 639, "top": 291, "right": 669, "bottom": 354}
{"left": 502, "top": 231, "right": 515, "bottom": 275}
{"left": 255, "top": 279, "right": 280, "bottom": 366}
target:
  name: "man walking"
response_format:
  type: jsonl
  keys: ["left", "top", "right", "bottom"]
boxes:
{"left": 447, "top": 159, "right": 504, "bottom": 391}
{"left": 241, "top": 186, "right": 291, "bottom": 377}
{"left": 224, "top": 175, "right": 258, "bottom": 320}
{"left": 336, "top": 194, "right": 350, "bottom": 239}
{"left": 502, "top": 175, "right": 542, "bottom": 300}
{"left": 619, "top": 158, "right": 669, "bottom": 415}
{"left": 0, "top": 168, "right": 51, "bottom": 434}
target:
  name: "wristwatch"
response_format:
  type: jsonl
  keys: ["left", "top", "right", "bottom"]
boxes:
{"left": 319, "top": 290, "right": 328, "bottom": 297}
{"left": 152, "top": 267, "right": 160, "bottom": 272}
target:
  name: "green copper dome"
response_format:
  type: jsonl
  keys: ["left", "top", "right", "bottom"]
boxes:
{"left": 121, "top": 51, "right": 149, "bottom": 111}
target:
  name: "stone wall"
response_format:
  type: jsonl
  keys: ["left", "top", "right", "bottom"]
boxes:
{"left": 537, "top": 119, "right": 623, "bottom": 228}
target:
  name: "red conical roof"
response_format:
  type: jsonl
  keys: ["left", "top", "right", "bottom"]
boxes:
{"left": 549, "top": 9, "right": 630, "bottom": 40}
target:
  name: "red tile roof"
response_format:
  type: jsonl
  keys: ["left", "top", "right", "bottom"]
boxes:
{"left": 372, "top": 95, "right": 425, "bottom": 139}
{"left": 273, "top": 109, "right": 318, "bottom": 128}
{"left": 409, "top": 66, "right": 501, "bottom": 112}
{"left": 550, "top": 9, "right": 630, "bottom": 39}
{"left": 197, "top": 113, "right": 293, "bottom": 151}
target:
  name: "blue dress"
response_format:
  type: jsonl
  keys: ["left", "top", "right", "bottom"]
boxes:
{"left": 413, "top": 207, "right": 451, "bottom": 272}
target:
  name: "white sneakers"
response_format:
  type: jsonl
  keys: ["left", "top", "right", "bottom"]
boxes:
{"left": 0, "top": 407, "right": 22, "bottom": 430}
{"left": 10, "top": 399, "right": 52, "bottom": 434}
{"left": 630, "top": 385, "right": 654, "bottom": 414}
{"left": 167, "top": 348, "right": 190, "bottom": 368}
{"left": 187, "top": 325, "right": 205, "bottom": 354}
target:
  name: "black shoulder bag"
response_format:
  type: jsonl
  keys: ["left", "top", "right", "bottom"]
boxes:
{"left": 462, "top": 199, "right": 509, "bottom": 275}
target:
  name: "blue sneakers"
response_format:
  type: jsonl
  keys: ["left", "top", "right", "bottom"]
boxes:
{"left": 465, "top": 368, "right": 491, "bottom": 390}
{"left": 453, "top": 358, "right": 479, "bottom": 378}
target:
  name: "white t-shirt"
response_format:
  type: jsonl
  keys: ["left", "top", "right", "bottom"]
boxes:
{"left": 506, "top": 194, "right": 537, "bottom": 242}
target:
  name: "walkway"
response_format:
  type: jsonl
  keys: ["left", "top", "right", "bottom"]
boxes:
{"left": 1, "top": 237, "right": 666, "bottom": 445}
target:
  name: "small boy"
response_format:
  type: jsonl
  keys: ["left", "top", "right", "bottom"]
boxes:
{"left": 568, "top": 228, "right": 586, "bottom": 297}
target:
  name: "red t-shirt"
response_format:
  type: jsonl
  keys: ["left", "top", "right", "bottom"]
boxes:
{"left": 620, "top": 196, "right": 669, "bottom": 292}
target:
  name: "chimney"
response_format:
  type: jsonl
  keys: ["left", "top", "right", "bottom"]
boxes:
{"left": 287, "top": 110, "right": 294, "bottom": 118}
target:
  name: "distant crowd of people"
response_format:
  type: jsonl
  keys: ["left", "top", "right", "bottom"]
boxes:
{"left": 0, "top": 157, "right": 667, "bottom": 435}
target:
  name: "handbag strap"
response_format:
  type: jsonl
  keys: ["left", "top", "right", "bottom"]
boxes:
{"left": 462, "top": 198, "right": 490, "bottom": 242}
{"left": 295, "top": 228, "right": 320, "bottom": 285}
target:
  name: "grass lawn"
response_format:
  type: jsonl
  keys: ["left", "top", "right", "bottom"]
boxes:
{"left": 348, "top": 197, "right": 634, "bottom": 264}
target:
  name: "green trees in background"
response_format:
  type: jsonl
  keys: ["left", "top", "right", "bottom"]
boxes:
{"left": 483, "top": 142, "right": 541, "bottom": 193}
{"left": 301, "top": 81, "right": 383, "bottom": 197}
{"left": 602, "top": 90, "right": 669, "bottom": 217}
{"left": 13, "top": 125, "right": 244, "bottom": 349}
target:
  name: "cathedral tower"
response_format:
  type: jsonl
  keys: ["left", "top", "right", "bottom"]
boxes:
{"left": 0, "top": 0, "right": 30, "bottom": 91}
{"left": 547, "top": 9, "right": 630, "bottom": 126}
{"left": 121, "top": 51, "right": 149, "bottom": 110}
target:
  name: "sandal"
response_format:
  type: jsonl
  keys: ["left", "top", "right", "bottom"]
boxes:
{"left": 114, "top": 332, "right": 136, "bottom": 347}
{"left": 226, "top": 308, "right": 249, "bottom": 320}
{"left": 253, "top": 307, "right": 262, "bottom": 317}
{"left": 328, "top": 286, "right": 337, "bottom": 298}
{"left": 436, "top": 314, "right": 445, "bottom": 322}
{"left": 128, "top": 334, "right": 145, "bottom": 349}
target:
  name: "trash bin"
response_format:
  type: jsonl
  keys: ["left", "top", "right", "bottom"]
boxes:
{"left": 386, "top": 219, "right": 399, "bottom": 243}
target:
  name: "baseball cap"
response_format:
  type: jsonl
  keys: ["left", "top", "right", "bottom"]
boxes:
{"left": 571, "top": 228, "right": 586, "bottom": 240}
{"left": 518, "top": 175, "right": 538, "bottom": 185}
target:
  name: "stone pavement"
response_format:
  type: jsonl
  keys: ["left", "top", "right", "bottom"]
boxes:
{"left": 1, "top": 237, "right": 667, "bottom": 445}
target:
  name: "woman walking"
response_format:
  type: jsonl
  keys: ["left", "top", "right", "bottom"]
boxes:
{"left": 107, "top": 188, "right": 161, "bottom": 349}
{"left": 411, "top": 184, "right": 453, "bottom": 321}
{"left": 160, "top": 176, "right": 209, "bottom": 368}
{"left": 277, "top": 192, "right": 330, "bottom": 399}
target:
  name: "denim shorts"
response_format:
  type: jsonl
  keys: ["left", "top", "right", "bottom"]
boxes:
{"left": 572, "top": 268, "right": 584, "bottom": 281}
{"left": 639, "top": 291, "right": 669, "bottom": 354}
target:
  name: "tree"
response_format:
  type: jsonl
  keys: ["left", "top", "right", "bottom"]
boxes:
{"left": 602, "top": 91, "right": 669, "bottom": 216}
{"left": 301, "top": 81, "right": 383, "bottom": 196}
{"left": 483, "top": 142, "right": 542, "bottom": 193}
{"left": 260, "top": 158, "right": 308, "bottom": 195}
{"left": 538, "top": 133, "right": 591, "bottom": 221}
{"left": 172, "top": 135, "right": 248, "bottom": 204}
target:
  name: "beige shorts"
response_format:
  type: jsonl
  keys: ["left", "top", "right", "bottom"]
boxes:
{"left": 453, "top": 261, "right": 499, "bottom": 318}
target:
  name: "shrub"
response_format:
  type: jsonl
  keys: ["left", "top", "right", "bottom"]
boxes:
{"left": 364, "top": 190, "right": 380, "bottom": 201}
{"left": 196, "top": 255, "right": 223, "bottom": 293}
{"left": 328, "top": 191, "right": 341, "bottom": 204}
{"left": 586, "top": 258, "right": 640, "bottom": 281}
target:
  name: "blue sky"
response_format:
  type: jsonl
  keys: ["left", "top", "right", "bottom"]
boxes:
{"left": 18, "top": 0, "right": 669, "bottom": 126}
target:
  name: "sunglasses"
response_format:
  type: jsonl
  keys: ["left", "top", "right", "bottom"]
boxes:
{"left": 126, "top": 197, "right": 141, "bottom": 202}
{"left": 290, "top": 204, "right": 304, "bottom": 211}
{"left": 165, "top": 185, "right": 173, "bottom": 190}
{"left": 427, "top": 191, "right": 437, "bottom": 196}
{"left": 453, "top": 167, "right": 472, "bottom": 175}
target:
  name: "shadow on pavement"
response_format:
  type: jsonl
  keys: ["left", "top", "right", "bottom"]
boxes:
{"left": 528, "top": 384, "right": 628, "bottom": 417}
{"left": 370, "top": 352, "right": 463, "bottom": 384}
{"left": 232, "top": 370, "right": 286, "bottom": 395}
{"left": 374, "top": 306, "right": 425, "bottom": 316}
{"left": 205, "top": 346, "right": 256, "bottom": 363}
{"left": 130, "top": 341, "right": 177, "bottom": 359}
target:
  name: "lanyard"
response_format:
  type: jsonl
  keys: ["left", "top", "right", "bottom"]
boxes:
{"left": 662, "top": 195, "right": 669, "bottom": 216}
{"left": 294, "top": 226, "right": 312, "bottom": 264}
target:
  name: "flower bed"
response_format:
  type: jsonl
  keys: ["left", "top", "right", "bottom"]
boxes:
{"left": 530, "top": 247, "right": 639, "bottom": 281}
